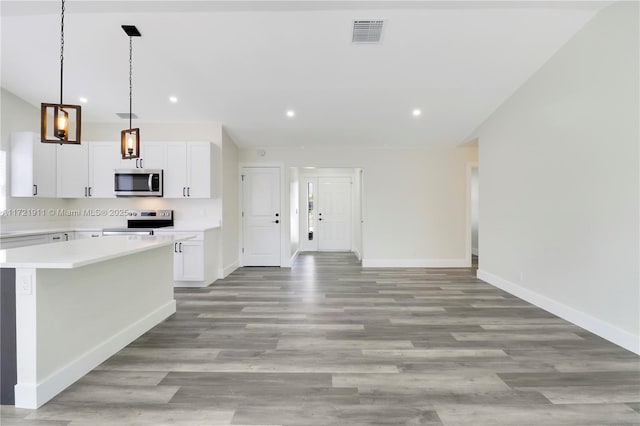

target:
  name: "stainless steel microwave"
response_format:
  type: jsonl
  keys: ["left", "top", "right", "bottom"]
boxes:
{"left": 114, "top": 169, "right": 163, "bottom": 197}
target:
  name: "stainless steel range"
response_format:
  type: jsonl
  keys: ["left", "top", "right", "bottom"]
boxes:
{"left": 102, "top": 209, "right": 174, "bottom": 236}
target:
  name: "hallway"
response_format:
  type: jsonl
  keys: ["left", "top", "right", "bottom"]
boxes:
{"left": 3, "top": 252, "right": 639, "bottom": 425}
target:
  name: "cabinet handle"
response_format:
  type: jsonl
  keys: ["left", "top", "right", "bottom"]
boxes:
{"left": 135, "top": 159, "right": 139, "bottom": 168}
{"left": 140, "top": 159, "right": 144, "bottom": 168}
{"left": 91, "top": 234, "right": 99, "bottom": 238}
{"left": 52, "top": 236, "right": 61, "bottom": 240}
{"left": 84, "top": 187, "right": 87, "bottom": 197}
{"left": 187, "top": 187, "right": 190, "bottom": 197}
{"left": 179, "top": 242, "right": 183, "bottom": 252}
{"left": 183, "top": 187, "right": 186, "bottom": 197}
{"left": 174, "top": 243, "right": 178, "bottom": 253}
{"left": 88, "top": 187, "right": 92, "bottom": 197}
{"left": 33, "top": 185, "right": 38, "bottom": 196}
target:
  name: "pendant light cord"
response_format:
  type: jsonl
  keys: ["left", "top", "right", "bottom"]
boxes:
{"left": 129, "top": 36, "right": 133, "bottom": 130}
{"left": 59, "top": 0, "right": 65, "bottom": 105}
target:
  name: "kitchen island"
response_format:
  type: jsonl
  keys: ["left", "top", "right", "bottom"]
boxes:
{"left": 0, "top": 235, "right": 188, "bottom": 409}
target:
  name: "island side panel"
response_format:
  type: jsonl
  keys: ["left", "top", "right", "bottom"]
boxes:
{"left": 14, "top": 245, "right": 175, "bottom": 409}
{"left": 0, "top": 268, "right": 17, "bottom": 404}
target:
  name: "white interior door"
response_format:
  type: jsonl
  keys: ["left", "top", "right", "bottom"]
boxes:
{"left": 317, "top": 177, "right": 352, "bottom": 251}
{"left": 242, "top": 167, "right": 281, "bottom": 266}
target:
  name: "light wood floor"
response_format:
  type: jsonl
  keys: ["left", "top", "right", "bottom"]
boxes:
{"left": 3, "top": 252, "right": 640, "bottom": 425}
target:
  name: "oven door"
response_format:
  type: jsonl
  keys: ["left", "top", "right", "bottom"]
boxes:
{"left": 114, "top": 169, "right": 163, "bottom": 197}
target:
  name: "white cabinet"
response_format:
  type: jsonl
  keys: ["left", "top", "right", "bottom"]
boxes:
{"left": 0, "top": 234, "right": 49, "bottom": 250}
{"left": 75, "top": 231, "right": 102, "bottom": 239}
{"left": 164, "top": 142, "right": 213, "bottom": 198}
{"left": 155, "top": 229, "right": 219, "bottom": 287}
{"left": 120, "top": 141, "right": 166, "bottom": 169}
{"left": 173, "top": 240, "right": 204, "bottom": 281}
{"left": 57, "top": 141, "right": 120, "bottom": 198}
{"left": 89, "top": 142, "right": 121, "bottom": 198}
{"left": 57, "top": 143, "right": 89, "bottom": 197}
{"left": 11, "top": 132, "right": 57, "bottom": 197}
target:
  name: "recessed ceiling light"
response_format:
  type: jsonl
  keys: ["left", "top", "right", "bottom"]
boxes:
{"left": 79, "top": 97, "right": 88, "bottom": 103}
{"left": 169, "top": 96, "right": 178, "bottom": 103}
{"left": 412, "top": 109, "right": 422, "bottom": 117}
{"left": 286, "top": 110, "right": 295, "bottom": 118}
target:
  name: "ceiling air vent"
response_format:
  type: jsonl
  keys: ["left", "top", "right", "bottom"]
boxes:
{"left": 352, "top": 20, "right": 384, "bottom": 43}
{"left": 116, "top": 112, "right": 138, "bottom": 119}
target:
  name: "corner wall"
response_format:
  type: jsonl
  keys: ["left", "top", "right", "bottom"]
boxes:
{"left": 473, "top": 2, "right": 639, "bottom": 353}
{"left": 221, "top": 127, "right": 240, "bottom": 277}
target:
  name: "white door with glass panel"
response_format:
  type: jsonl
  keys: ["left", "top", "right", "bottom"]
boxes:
{"left": 242, "top": 167, "right": 281, "bottom": 266}
{"left": 304, "top": 177, "right": 352, "bottom": 251}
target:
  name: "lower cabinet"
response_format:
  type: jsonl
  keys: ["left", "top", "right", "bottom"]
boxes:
{"left": 156, "top": 228, "right": 219, "bottom": 287}
{"left": 173, "top": 240, "right": 204, "bottom": 281}
{"left": 48, "top": 232, "right": 74, "bottom": 243}
{"left": 0, "top": 234, "right": 49, "bottom": 250}
{"left": 75, "top": 231, "right": 102, "bottom": 239}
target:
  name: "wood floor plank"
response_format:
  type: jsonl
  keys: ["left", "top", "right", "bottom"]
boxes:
{"left": 3, "top": 252, "right": 639, "bottom": 425}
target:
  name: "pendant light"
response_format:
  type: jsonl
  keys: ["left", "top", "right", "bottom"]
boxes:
{"left": 41, "top": 0, "right": 82, "bottom": 144}
{"left": 121, "top": 25, "right": 141, "bottom": 160}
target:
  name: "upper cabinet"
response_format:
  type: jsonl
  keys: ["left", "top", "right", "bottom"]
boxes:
{"left": 119, "top": 141, "right": 166, "bottom": 169}
{"left": 11, "top": 132, "right": 57, "bottom": 197}
{"left": 57, "top": 141, "right": 121, "bottom": 198}
{"left": 164, "top": 142, "right": 215, "bottom": 198}
{"left": 57, "top": 143, "right": 89, "bottom": 198}
{"left": 14, "top": 133, "right": 216, "bottom": 200}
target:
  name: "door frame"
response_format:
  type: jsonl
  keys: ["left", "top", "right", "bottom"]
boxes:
{"left": 465, "top": 161, "right": 478, "bottom": 268}
{"left": 239, "top": 163, "right": 285, "bottom": 267}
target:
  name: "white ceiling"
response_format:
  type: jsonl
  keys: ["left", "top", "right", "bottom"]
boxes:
{"left": 1, "top": 1, "right": 608, "bottom": 148}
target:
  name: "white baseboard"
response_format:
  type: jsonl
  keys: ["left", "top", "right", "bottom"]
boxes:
{"left": 288, "top": 249, "right": 300, "bottom": 267}
{"left": 477, "top": 269, "right": 640, "bottom": 355}
{"left": 220, "top": 260, "right": 239, "bottom": 279}
{"left": 173, "top": 281, "right": 213, "bottom": 288}
{"left": 14, "top": 301, "right": 176, "bottom": 409}
{"left": 471, "top": 248, "right": 479, "bottom": 256}
{"left": 362, "top": 258, "right": 468, "bottom": 268}
{"left": 353, "top": 248, "right": 362, "bottom": 261}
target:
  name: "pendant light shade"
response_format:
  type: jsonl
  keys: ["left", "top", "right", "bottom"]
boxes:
{"left": 121, "top": 128, "right": 140, "bottom": 159}
{"left": 41, "top": 0, "right": 82, "bottom": 145}
{"left": 121, "top": 25, "right": 142, "bottom": 160}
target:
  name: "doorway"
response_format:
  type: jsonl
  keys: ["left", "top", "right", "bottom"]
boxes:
{"left": 241, "top": 167, "right": 281, "bottom": 266}
{"left": 300, "top": 169, "right": 361, "bottom": 254}
{"left": 469, "top": 164, "right": 479, "bottom": 267}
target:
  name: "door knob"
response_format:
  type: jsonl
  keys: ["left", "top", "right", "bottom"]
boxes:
{"left": 273, "top": 220, "right": 279, "bottom": 224}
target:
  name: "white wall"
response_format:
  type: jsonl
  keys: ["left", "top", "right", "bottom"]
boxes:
{"left": 239, "top": 146, "right": 478, "bottom": 267}
{"left": 221, "top": 127, "right": 240, "bottom": 277}
{"left": 0, "top": 88, "right": 71, "bottom": 230}
{"left": 473, "top": 2, "right": 639, "bottom": 353}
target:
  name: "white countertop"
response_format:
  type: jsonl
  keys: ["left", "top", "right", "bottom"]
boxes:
{"left": 0, "top": 234, "right": 194, "bottom": 269}
{"left": 0, "top": 224, "right": 218, "bottom": 238}
{"left": 0, "top": 228, "right": 77, "bottom": 238}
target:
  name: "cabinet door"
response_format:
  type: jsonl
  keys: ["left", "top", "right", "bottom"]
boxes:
{"left": 33, "top": 136, "right": 57, "bottom": 197}
{"left": 88, "top": 142, "right": 121, "bottom": 198}
{"left": 164, "top": 143, "right": 188, "bottom": 198}
{"left": 48, "top": 233, "right": 65, "bottom": 243}
{"left": 176, "top": 240, "right": 204, "bottom": 281}
{"left": 186, "top": 142, "right": 211, "bottom": 198}
{"left": 140, "top": 142, "right": 166, "bottom": 169}
{"left": 11, "top": 132, "right": 56, "bottom": 197}
{"left": 57, "top": 143, "right": 89, "bottom": 197}
{"left": 75, "top": 231, "right": 102, "bottom": 239}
